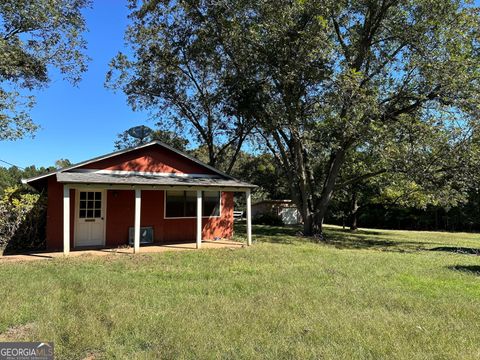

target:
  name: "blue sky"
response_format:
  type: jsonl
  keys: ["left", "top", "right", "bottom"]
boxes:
{"left": 0, "top": 0, "right": 151, "bottom": 168}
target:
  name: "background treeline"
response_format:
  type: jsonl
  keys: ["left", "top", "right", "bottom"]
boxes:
{"left": 326, "top": 199, "right": 480, "bottom": 233}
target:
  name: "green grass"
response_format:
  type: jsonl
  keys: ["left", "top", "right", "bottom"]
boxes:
{"left": 0, "top": 225, "right": 479, "bottom": 359}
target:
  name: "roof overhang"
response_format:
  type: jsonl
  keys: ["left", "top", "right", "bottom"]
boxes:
{"left": 55, "top": 172, "right": 256, "bottom": 191}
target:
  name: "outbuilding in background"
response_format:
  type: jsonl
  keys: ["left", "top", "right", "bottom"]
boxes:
{"left": 251, "top": 200, "right": 302, "bottom": 225}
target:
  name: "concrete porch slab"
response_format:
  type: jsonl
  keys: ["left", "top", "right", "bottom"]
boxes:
{"left": 0, "top": 240, "right": 245, "bottom": 262}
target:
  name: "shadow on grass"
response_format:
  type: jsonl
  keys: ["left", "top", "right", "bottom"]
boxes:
{"left": 235, "top": 224, "right": 464, "bottom": 253}
{"left": 234, "top": 224, "right": 309, "bottom": 245}
{"left": 430, "top": 247, "right": 480, "bottom": 256}
{"left": 449, "top": 265, "right": 480, "bottom": 275}
{"left": 322, "top": 227, "right": 429, "bottom": 252}
{"left": 235, "top": 224, "right": 433, "bottom": 251}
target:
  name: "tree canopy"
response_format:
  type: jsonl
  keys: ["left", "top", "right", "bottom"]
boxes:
{"left": 184, "top": 0, "right": 480, "bottom": 235}
{"left": 0, "top": 0, "right": 90, "bottom": 140}
{"left": 107, "top": 0, "right": 253, "bottom": 173}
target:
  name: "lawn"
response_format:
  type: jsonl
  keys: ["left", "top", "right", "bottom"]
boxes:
{"left": 0, "top": 225, "right": 479, "bottom": 359}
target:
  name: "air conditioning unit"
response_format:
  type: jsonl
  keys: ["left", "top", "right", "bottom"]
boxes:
{"left": 128, "top": 226, "right": 154, "bottom": 245}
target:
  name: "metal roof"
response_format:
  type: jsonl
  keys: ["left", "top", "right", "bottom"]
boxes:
{"left": 55, "top": 172, "right": 256, "bottom": 189}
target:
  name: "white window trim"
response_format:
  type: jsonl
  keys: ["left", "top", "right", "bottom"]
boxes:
{"left": 163, "top": 190, "right": 222, "bottom": 219}
{"left": 72, "top": 169, "right": 220, "bottom": 178}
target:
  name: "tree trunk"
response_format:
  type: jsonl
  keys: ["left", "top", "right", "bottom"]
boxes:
{"left": 303, "top": 212, "right": 313, "bottom": 236}
{"left": 310, "top": 147, "right": 348, "bottom": 236}
{"left": 349, "top": 190, "right": 359, "bottom": 231}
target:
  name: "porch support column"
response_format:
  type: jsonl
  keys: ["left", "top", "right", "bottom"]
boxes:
{"left": 134, "top": 188, "right": 141, "bottom": 254}
{"left": 196, "top": 190, "right": 202, "bottom": 249}
{"left": 246, "top": 189, "right": 252, "bottom": 246}
{"left": 63, "top": 185, "right": 70, "bottom": 255}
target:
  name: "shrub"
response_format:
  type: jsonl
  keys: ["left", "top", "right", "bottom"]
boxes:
{"left": 0, "top": 187, "right": 47, "bottom": 253}
{"left": 252, "top": 212, "right": 284, "bottom": 226}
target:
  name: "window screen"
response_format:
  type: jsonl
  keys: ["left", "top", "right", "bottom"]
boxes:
{"left": 185, "top": 191, "right": 197, "bottom": 217}
{"left": 203, "top": 191, "right": 220, "bottom": 217}
{"left": 165, "top": 191, "right": 221, "bottom": 217}
{"left": 165, "top": 191, "right": 185, "bottom": 217}
{"left": 165, "top": 191, "right": 197, "bottom": 217}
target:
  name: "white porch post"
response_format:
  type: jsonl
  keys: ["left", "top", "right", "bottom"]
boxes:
{"left": 246, "top": 189, "right": 252, "bottom": 246}
{"left": 63, "top": 185, "right": 70, "bottom": 255}
{"left": 134, "top": 188, "right": 141, "bottom": 254}
{"left": 196, "top": 190, "right": 202, "bottom": 249}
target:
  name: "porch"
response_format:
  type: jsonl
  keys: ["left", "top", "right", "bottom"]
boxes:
{"left": 61, "top": 179, "right": 253, "bottom": 255}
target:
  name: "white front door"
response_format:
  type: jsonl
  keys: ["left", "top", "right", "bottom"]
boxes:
{"left": 75, "top": 190, "right": 106, "bottom": 247}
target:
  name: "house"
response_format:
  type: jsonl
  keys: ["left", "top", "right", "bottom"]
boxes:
{"left": 22, "top": 141, "right": 256, "bottom": 254}
{"left": 252, "top": 200, "right": 302, "bottom": 225}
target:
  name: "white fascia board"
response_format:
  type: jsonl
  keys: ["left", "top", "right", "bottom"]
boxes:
{"left": 71, "top": 169, "right": 220, "bottom": 178}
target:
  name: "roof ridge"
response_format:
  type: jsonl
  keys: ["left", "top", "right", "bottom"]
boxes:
{"left": 22, "top": 141, "right": 242, "bottom": 185}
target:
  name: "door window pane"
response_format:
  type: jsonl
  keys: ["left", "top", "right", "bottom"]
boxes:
{"left": 79, "top": 191, "right": 102, "bottom": 219}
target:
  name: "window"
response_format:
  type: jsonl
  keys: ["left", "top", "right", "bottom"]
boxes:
{"left": 165, "top": 191, "right": 197, "bottom": 217}
{"left": 79, "top": 191, "right": 102, "bottom": 218}
{"left": 165, "top": 190, "right": 221, "bottom": 218}
{"left": 185, "top": 191, "right": 197, "bottom": 217}
{"left": 203, "top": 191, "right": 220, "bottom": 217}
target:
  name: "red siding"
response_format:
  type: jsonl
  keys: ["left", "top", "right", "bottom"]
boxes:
{"left": 46, "top": 177, "right": 75, "bottom": 250}
{"left": 105, "top": 190, "right": 135, "bottom": 247}
{"left": 79, "top": 146, "right": 216, "bottom": 175}
{"left": 203, "top": 192, "right": 234, "bottom": 239}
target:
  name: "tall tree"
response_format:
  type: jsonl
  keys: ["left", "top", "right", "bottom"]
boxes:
{"left": 208, "top": 0, "right": 480, "bottom": 235}
{"left": 106, "top": 0, "right": 253, "bottom": 173}
{"left": 0, "top": 0, "right": 91, "bottom": 140}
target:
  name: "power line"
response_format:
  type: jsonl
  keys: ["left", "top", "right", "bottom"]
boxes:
{"left": 0, "top": 159, "right": 25, "bottom": 170}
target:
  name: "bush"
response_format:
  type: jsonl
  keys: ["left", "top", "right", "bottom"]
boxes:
{"left": 252, "top": 212, "right": 284, "bottom": 226}
{"left": 0, "top": 187, "right": 47, "bottom": 253}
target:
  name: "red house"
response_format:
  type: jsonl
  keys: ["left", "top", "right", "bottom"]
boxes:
{"left": 23, "top": 141, "right": 255, "bottom": 254}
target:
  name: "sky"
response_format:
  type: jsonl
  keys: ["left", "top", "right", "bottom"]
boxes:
{"left": 0, "top": 0, "right": 151, "bottom": 169}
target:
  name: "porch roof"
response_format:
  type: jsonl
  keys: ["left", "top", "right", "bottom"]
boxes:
{"left": 56, "top": 172, "right": 256, "bottom": 189}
